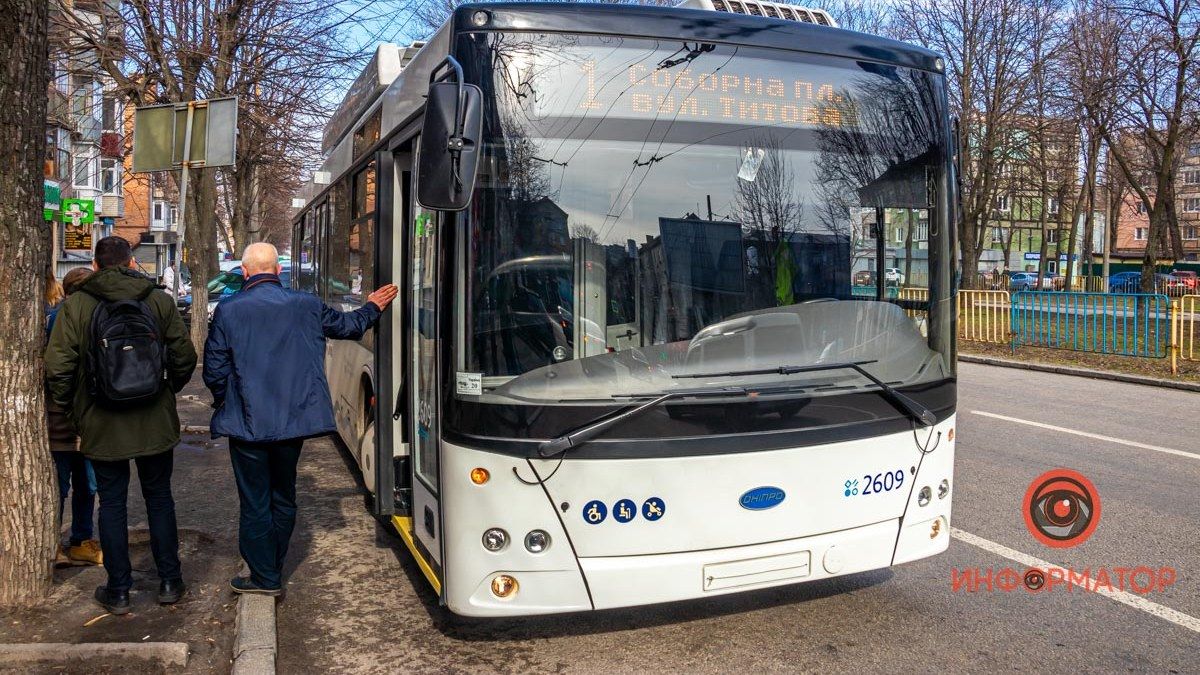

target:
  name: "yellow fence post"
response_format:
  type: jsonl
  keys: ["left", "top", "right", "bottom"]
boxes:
{"left": 1171, "top": 299, "right": 1179, "bottom": 375}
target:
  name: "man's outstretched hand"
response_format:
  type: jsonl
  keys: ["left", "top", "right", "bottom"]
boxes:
{"left": 367, "top": 284, "right": 399, "bottom": 311}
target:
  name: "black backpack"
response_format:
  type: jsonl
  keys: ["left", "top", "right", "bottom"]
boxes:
{"left": 85, "top": 286, "right": 167, "bottom": 408}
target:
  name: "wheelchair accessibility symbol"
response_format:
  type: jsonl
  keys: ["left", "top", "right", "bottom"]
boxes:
{"left": 582, "top": 500, "right": 607, "bottom": 524}
{"left": 642, "top": 497, "right": 666, "bottom": 521}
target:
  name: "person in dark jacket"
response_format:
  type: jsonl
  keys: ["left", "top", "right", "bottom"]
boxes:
{"left": 46, "top": 236, "right": 198, "bottom": 614}
{"left": 203, "top": 242, "right": 397, "bottom": 595}
{"left": 46, "top": 267, "right": 102, "bottom": 567}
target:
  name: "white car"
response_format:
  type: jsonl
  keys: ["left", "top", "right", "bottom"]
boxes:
{"left": 884, "top": 267, "right": 905, "bottom": 285}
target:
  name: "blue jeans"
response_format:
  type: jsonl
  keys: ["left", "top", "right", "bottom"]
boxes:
{"left": 52, "top": 451, "right": 96, "bottom": 545}
{"left": 92, "top": 449, "right": 181, "bottom": 592}
{"left": 229, "top": 438, "right": 303, "bottom": 589}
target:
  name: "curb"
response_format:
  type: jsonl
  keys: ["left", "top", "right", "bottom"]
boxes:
{"left": 232, "top": 591, "right": 276, "bottom": 675}
{"left": 181, "top": 424, "right": 210, "bottom": 434}
{"left": 959, "top": 354, "right": 1200, "bottom": 393}
{"left": 0, "top": 642, "right": 188, "bottom": 668}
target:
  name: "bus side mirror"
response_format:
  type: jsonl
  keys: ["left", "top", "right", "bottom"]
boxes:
{"left": 417, "top": 77, "right": 483, "bottom": 211}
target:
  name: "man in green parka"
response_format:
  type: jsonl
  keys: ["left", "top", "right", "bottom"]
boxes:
{"left": 45, "top": 236, "right": 198, "bottom": 615}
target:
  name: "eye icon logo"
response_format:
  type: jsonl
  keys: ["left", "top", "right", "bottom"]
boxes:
{"left": 1023, "top": 468, "right": 1100, "bottom": 548}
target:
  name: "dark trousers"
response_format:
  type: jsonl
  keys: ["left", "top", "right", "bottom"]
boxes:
{"left": 229, "top": 438, "right": 303, "bottom": 589}
{"left": 52, "top": 451, "right": 96, "bottom": 545}
{"left": 92, "top": 449, "right": 182, "bottom": 592}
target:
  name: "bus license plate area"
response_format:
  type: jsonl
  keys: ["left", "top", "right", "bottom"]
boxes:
{"left": 702, "top": 550, "right": 811, "bottom": 591}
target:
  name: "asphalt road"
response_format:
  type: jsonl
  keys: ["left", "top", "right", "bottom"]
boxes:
{"left": 276, "top": 362, "right": 1200, "bottom": 674}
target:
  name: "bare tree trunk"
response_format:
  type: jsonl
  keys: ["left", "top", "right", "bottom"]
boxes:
{"left": 0, "top": 0, "right": 57, "bottom": 606}
{"left": 186, "top": 170, "right": 220, "bottom": 356}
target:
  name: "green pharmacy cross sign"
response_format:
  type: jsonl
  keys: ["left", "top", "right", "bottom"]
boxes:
{"left": 62, "top": 198, "right": 95, "bottom": 252}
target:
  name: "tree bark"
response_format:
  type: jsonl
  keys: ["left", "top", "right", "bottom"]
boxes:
{"left": 0, "top": 0, "right": 57, "bottom": 606}
{"left": 186, "top": 169, "right": 220, "bottom": 357}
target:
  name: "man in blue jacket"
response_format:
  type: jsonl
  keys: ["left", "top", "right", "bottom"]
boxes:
{"left": 203, "top": 242, "right": 397, "bottom": 595}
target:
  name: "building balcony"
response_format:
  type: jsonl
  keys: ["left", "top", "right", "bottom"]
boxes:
{"left": 99, "top": 132, "right": 123, "bottom": 157}
{"left": 75, "top": 115, "right": 101, "bottom": 143}
{"left": 99, "top": 193, "right": 124, "bottom": 219}
{"left": 47, "top": 86, "right": 72, "bottom": 129}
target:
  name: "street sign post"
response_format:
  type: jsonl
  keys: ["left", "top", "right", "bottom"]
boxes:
{"left": 132, "top": 97, "right": 237, "bottom": 298}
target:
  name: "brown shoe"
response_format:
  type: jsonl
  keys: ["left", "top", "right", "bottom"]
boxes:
{"left": 54, "top": 546, "right": 72, "bottom": 568}
{"left": 67, "top": 540, "right": 103, "bottom": 566}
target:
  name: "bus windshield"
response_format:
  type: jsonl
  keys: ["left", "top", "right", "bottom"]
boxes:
{"left": 458, "top": 32, "right": 953, "bottom": 404}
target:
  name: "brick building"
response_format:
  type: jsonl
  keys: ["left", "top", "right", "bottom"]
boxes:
{"left": 1110, "top": 141, "right": 1200, "bottom": 264}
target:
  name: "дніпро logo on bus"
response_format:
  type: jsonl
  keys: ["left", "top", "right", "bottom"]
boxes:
{"left": 1023, "top": 468, "right": 1100, "bottom": 548}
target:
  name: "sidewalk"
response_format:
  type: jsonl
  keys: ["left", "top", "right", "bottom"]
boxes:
{"left": 0, "top": 380, "right": 242, "bottom": 674}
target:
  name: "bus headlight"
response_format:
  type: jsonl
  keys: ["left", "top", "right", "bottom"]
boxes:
{"left": 918, "top": 486, "right": 932, "bottom": 507}
{"left": 482, "top": 528, "right": 508, "bottom": 551}
{"left": 524, "top": 530, "right": 551, "bottom": 553}
{"left": 938, "top": 479, "right": 950, "bottom": 499}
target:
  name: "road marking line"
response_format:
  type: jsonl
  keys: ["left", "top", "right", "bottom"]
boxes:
{"left": 970, "top": 410, "right": 1200, "bottom": 461}
{"left": 951, "top": 527, "right": 1200, "bottom": 634}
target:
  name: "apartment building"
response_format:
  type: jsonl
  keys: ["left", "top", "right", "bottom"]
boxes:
{"left": 983, "top": 118, "right": 1082, "bottom": 275}
{"left": 45, "top": 0, "right": 125, "bottom": 278}
{"left": 1112, "top": 141, "right": 1200, "bottom": 263}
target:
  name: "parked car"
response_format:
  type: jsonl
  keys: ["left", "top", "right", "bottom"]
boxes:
{"left": 1170, "top": 270, "right": 1197, "bottom": 292}
{"left": 1108, "top": 271, "right": 1187, "bottom": 294}
{"left": 1107, "top": 271, "right": 1141, "bottom": 293}
{"left": 883, "top": 267, "right": 905, "bottom": 285}
{"left": 180, "top": 265, "right": 292, "bottom": 321}
{"left": 1008, "top": 272, "right": 1039, "bottom": 291}
{"left": 853, "top": 270, "right": 876, "bottom": 286}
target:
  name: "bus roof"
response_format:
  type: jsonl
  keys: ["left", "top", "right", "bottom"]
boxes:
{"left": 297, "top": 1, "right": 944, "bottom": 213}
{"left": 453, "top": 2, "right": 942, "bottom": 72}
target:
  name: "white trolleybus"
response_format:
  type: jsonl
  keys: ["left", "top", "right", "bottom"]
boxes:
{"left": 292, "top": 0, "right": 958, "bottom": 617}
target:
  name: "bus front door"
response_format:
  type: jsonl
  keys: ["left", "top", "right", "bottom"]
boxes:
{"left": 409, "top": 197, "right": 444, "bottom": 585}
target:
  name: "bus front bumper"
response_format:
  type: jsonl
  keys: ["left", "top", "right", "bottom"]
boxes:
{"left": 456, "top": 515, "right": 949, "bottom": 615}
{"left": 580, "top": 516, "right": 948, "bottom": 610}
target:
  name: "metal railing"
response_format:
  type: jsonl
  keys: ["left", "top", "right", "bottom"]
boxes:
{"left": 1172, "top": 295, "right": 1200, "bottom": 373}
{"left": 1011, "top": 291, "right": 1170, "bottom": 358}
{"left": 958, "top": 289, "right": 1010, "bottom": 344}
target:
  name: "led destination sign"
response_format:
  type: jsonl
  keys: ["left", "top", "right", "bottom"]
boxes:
{"left": 572, "top": 58, "right": 859, "bottom": 128}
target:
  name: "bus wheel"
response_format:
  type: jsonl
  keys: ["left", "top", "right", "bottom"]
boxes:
{"left": 359, "top": 421, "right": 376, "bottom": 494}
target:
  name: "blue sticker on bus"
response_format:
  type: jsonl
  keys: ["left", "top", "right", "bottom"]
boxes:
{"left": 582, "top": 500, "right": 607, "bottom": 524}
{"left": 642, "top": 497, "right": 666, "bottom": 521}
{"left": 613, "top": 499, "right": 637, "bottom": 523}
{"left": 740, "top": 486, "right": 786, "bottom": 510}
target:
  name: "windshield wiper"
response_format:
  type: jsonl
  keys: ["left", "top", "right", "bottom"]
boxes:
{"left": 674, "top": 360, "right": 937, "bottom": 427}
{"left": 536, "top": 387, "right": 746, "bottom": 458}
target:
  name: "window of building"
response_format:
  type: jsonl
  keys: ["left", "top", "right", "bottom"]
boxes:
{"left": 1184, "top": 170, "right": 1200, "bottom": 185}
{"left": 1134, "top": 227, "right": 1147, "bottom": 241}
{"left": 100, "top": 158, "right": 121, "bottom": 195}
{"left": 73, "top": 148, "right": 95, "bottom": 188}
{"left": 1046, "top": 229, "right": 1061, "bottom": 244}
{"left": 101, "top": 96, "right": 121, "bottom": 132}
{"left": 1135, "top": 201, "right": 1147, "bottom": 215}
{"left": 1186, "top": 198, "right": 1200, "bottom": 213}
{"left": 995, "top": 195, "right": 1010, "bottom": 212}
{"left": 1185, "top": 226, "right": 1198, "bottom": 240}
{"left": 991, "top": 227, "right": 1004, "bottom": 244}
{"left": 1190, "top": 143, "right": 1200, "bottom": 157}
{"left": 1047, "top": 197, "right": 1059, "bottom": 215}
